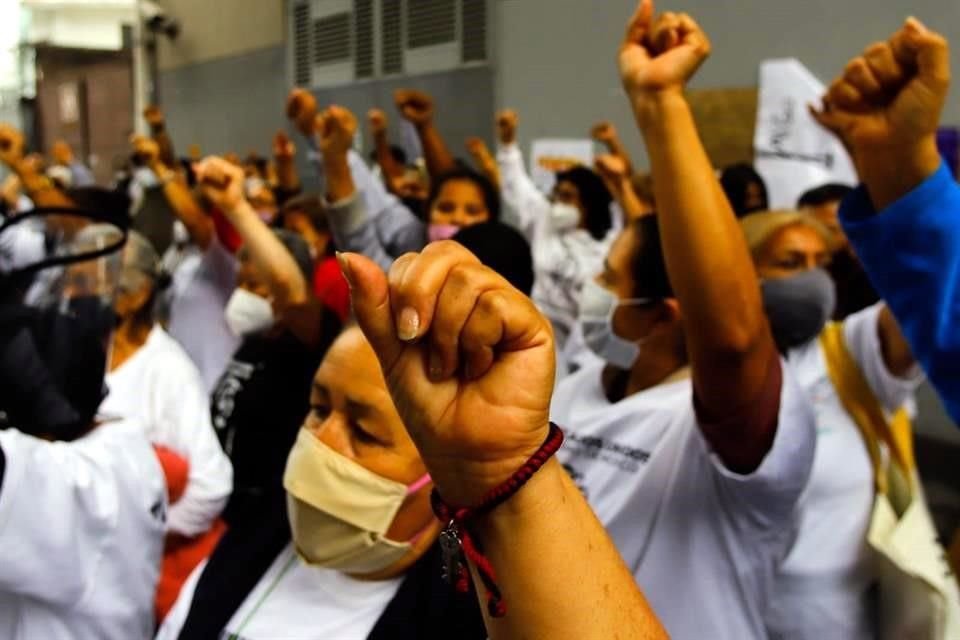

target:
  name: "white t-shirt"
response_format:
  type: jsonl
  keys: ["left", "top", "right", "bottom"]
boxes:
{"left": 767, "top": 303, "right": 923, "bottom": 639}
{"left": 102, "top": 325, "right": 233, "bottom": 537}
{"left": 0, "top": 419, "right": 166, "bottom": 640}
{"left": 157, "top": 544, "right": 403, "bottom": 640}
{"left": 552, "top": 360, "right": 815, "bottom": 640}
{"left": 166, "top": 237, "right": 240, "bottom": 393}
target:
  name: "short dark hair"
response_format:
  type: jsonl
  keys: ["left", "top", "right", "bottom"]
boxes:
{"left": 281, "top": 194, "right": 328, "bottom": 233}
{"left": 368, "top": 145, "right": 408, "bottom": 167}
{"left": 428, "top": 167, "right": 501, "bottom": 223}
{"left": 797, "top": 183, "right": 853, "bottom": 208}
{"left": 453, "top": 222, "right": 534, "bottom": 296}
{"left": 629, "top": 216, "right": 674, "bottom": 300}
{"left": 720, "top": 163, "right": 768, "bottom": 217}
{"left": 556, "top": 166, "right": 612, "bottom": 241}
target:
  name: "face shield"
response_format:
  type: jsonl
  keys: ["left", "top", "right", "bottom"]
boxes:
{"left": 0, "top": 196, "right": 128, "bottom": 440}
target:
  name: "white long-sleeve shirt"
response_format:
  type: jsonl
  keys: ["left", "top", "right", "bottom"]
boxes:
{"left": 0, "top": 420, "right": 166, "bottom": 639}
{"left": 102, "top": 326, "right": 233, "bottom": 537}
{"left": 496, "top": 143, "right": 611, "bottom": 348}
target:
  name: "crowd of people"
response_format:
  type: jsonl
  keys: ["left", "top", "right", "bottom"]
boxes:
{"left": 0, "top": 0, "right": 958, "bottom": 637}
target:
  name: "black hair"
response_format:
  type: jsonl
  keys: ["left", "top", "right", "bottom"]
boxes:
{"left": 282, "top": 194, "right": 329, "bottom": 234}
{"left": 427, "top": 167, "right": 501, "bottom": 223}
{"left": 453, "top": 222, "right": 535, "bottom": 296}
{"left": 720, "top": 163, "right": 769, "bottom": 218}
{"left": 64, "top": 186, "right": 132, "bottom": 230}
{"left": 629, "top": 216, "right": 674, "bottom": 300}
{"left": 797, "top": 183, "right": 854, "bottom": 208}
{"left": 368, "top": 145, "right": 408, "bottom": 166}
{"left": 555, "top": 167, "right": 613, "bottom": 241}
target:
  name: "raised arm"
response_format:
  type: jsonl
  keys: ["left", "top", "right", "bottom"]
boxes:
{"left": 272, "top": 131, "right": 301, "bottom": 201}
{"left": 494, "top": 110, "right": 549, "bottom": 238}
{"left": 591, "top": 121, "right": 635, "bottom": 176}
{"left": 811, "top": 19, "right": 960, "bottom": 422}
{"left": 466, "top": 137, "right": 501, "bottom": 191}
{"left": 0, "top": 124, "right": 73, "bottom": 209}
{"left": 620, "top": 0, "right": 780, "bottom": 471}
{"left": 341, "top": 242, "right": 668, "bottom": 640}
{"left": 134, "top": 135, "right": 214, "bottom": 249}
{"left": 395, "top": 89, "right": 456, "bottom": 177}
{"left": 195, "top": 156, "right": 326, "bottom": 347}
{"left": 368, "top": 108, "right": 406, "bottom": 191}
{"left": 144, "top": 106, "right": 177, "bottom": 169}
{"left": 595, "top": 153, "right": 650, "bottom": 223}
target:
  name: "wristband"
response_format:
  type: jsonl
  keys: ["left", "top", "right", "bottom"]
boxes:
{"left": 432, "top": 422, "right": 565, "bottom": 618}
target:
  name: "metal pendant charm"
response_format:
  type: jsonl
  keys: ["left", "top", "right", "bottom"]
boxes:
{"left": 439, "top": 520, "right": 465, "bottom": 585}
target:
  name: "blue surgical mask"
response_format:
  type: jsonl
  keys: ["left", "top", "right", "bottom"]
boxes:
{"left": 579, "top": 279, "right": 653, "bottom": 370}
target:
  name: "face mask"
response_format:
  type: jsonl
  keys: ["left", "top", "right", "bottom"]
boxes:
{"left": 428, "top": 223, "right": 460, "bottom": 243}
{"left": 549, "top": 202, "right": 581, "bottom": 232}
{"left": 579, "top": 279, "right": 652, "bottom": 370}
{"left": 284, "top": 427, "right": 432, "bottom": 574}
{"left": 224, "top": 288, "right": 275, "bottom": 337}
{"left": 761, "top": 268, "right": 837, "bottom": 351}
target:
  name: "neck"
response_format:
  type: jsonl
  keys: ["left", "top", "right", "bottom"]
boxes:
{"left": 602, "top": 338, "right": 688, "bottom": 402}
{"left": 110, "top": 319, "right": 152, "bottom": 371}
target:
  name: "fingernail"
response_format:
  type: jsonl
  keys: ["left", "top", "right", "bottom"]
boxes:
{"left": 397, "top": 307, "right": 420, "bottom": 342}
{"left": 428, "top": 352, "right": 443, "bottom": 380}
{"left": 336, "top": 252, "right": 354, "bottom": 289}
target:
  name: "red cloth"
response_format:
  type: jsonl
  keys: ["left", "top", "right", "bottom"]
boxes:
{"left": 150, "top": 445, "right": 228, "bottom": 624}
{"left": 211, "top": 207, "right": 243, "bottom": 253}
{"left": 313, "top": 256, "right": 351, "bottom": 323}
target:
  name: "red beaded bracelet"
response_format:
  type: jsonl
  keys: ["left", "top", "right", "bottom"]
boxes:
{"left": 431, "top": 422, "right": 565, "bottom": 618}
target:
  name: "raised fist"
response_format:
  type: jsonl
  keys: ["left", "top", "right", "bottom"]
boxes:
{"left": 130, "top": 134, "right": 160, "bottom": 166}
{"left": 591, "top": 121, "right": 618, "bottom": 144}
{"left": 143, "top": 105, "right": 165, "bottom": 129}
{"left": 394, "top": 89, "right": 435, "bottom": 128}
{"left": 51, "top": 140, "right": 74, "bottom": 166}
{"left": 595, "top": 153, "right": 630, "bottom": 181}
{"left": 496, "top": 109, "right": 518, "bottom": 146}
{"left": 811, "top": 18, "right": 949, "bottom": 159}
{"left": 286, "top": 88, "right": 319, "bottom": 138}
{"left": 0, "top": 123, "right": 25, "bottom": 169}
{"left": 194, "top": 156, "right": 246, "bottom": 213}
{"left": 316, "top": 105, "right": 358, "bottom": 158}
{"left": 340, "top": 242, "right": 555, "bottom": 507}
{"left": 367, "top": 108, "right": 388, "bottom": 136}
{"left": 619, "top": 0, "right": 712, "bottom": 99}
{"left": 273, "top": 131, "right": 296, "bottom": 161}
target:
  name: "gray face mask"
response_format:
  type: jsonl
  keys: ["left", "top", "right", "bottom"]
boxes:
{"left": 761, "top": 268, "right": 837, "bottom": 351}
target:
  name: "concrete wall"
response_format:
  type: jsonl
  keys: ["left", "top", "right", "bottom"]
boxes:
{"left": 155, "top": 0, "right": 285, "bottom": 71}
{"left": 493, "top": 0, "right": 960, "bottom": 167}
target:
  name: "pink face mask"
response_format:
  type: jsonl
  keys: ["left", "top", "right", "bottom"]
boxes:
{"left": 428, "top": 223, "right": 460, "bottom": 243}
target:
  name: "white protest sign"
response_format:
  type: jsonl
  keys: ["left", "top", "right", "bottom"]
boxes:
{"left": 754, "top": 58, "right": 857, "bottom": 209}
{"left": 529, "top": 138, "right": 595, "bottom": 194}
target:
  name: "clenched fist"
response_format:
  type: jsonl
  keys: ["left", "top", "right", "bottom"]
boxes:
{"left": 194, "top": 156, "right": 246, "bottom": 214}
{"left": 811, "top": 18, "right": 948, "bottom": 208}
{"left": 130, "top": 134, "right": 160, "bottom": 167}
{"left": 619, "top": 0, "right": 712, "bottom": 100}
{"left": 316, "top": 105, "right": 358, "bottom": 158}
{"left": 394, "top": 89, "right": 435, "bottom": 128}
{"left": 591, "top": 121, "right": 619, "bottom": 144}
{"left": 273, "top": 131, "right": 296, "bottom": 161}
{"left": 143, "top": 105, "right": 165, "bottom": 130}
{"left": 496, "top": 109, "right": 518, "bottom": 146}
{"left": 0, "top": 123, "right": 25, "bottom": 169}
{"left": 286, "top": 88, "right": 319, "bottom": 138}
{"left": 368, "top": 108, "right": 388, "bottom": 137}
{"left": 340, "top": 242, "right": 555, "bottom": 506}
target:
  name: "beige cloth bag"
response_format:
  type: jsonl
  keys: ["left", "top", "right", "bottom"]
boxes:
{"left": 820, "top": 323, "right": 960, "bottom": 640}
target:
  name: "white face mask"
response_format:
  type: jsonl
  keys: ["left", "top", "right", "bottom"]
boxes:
{"left": 579, "top": 278, "right": 653, "bottom": 370}
{"left": 284, "top": 428, "right": 432, "bottom": 575}
{"left": 224, "top": 288, "right": 275, "bottom": 337}
{"left": 549, "top": 202, "right": 581, "bottom": 232}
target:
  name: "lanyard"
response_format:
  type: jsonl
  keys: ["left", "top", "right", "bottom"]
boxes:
{"left": 228, "top": 552, "right": 299, "bottom": 640}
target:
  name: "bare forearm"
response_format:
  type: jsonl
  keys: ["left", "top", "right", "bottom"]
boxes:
{"left": 227, "top": 199, "right": 309, "bottom": 305}
{"left": 473, "top": 458, "right": 667, "bottom": 640}
{"left": 15, "top": 165, "right": 72, "bottom": 208}
{"left": 606, "top": 136, "right": 635, "bottom": 176}
{"left": 417, "top": 124, "right": 456, "bottom": 177}
{"left": 616, "top": 176, "right": 649, "bottom": 223}
{"left": 635, "top": 91, "right": 766, "bottom": 356}
{"left": 153, "top": 163, "right": 213, "bottom": 248}
{"left": 152, "top": 127, "right": 176, "bottom": 169}
{"left": 374, "top": 132, "right": 405, "bottom": 182}
{"left": 324, "top": 152, "right": 356, "bottom": 203}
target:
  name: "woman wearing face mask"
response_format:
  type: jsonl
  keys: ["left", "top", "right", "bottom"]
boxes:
{"left": 286, "top": 99, "right": 499, "bottom": 273}
{"left": 98, "top": 230, "right": 233, "bottom": 622}
{"left": 156, "top": 326, "right": 487, "bottom": 640}
{"left": 739, "top": 210, "right": 954, "bottom": 639}
{"left": 495, "top": 109, "right": 617, "bottom": 349}
{"left": 550, "top": 5, "right": 817, "bottom": 637}
{"left": 173, "top": 156, "right": 341, "bottom": 639}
